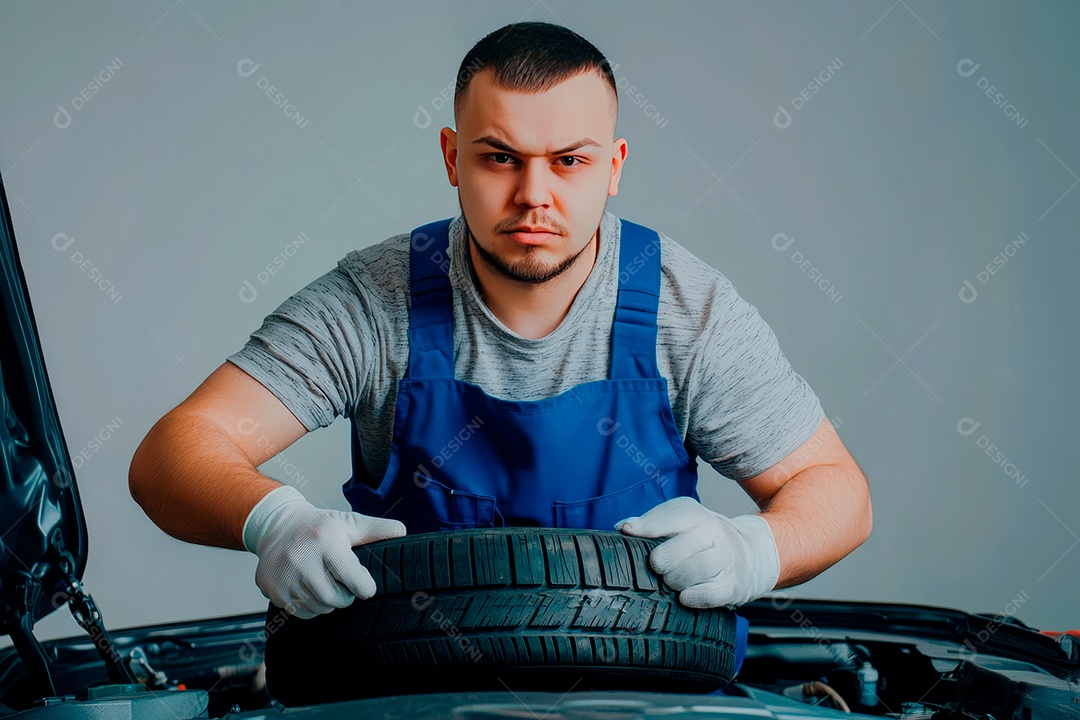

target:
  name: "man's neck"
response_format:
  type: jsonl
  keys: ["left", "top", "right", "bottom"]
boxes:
{"left": 468, "top": 228, "right": 599, "bottom": 340}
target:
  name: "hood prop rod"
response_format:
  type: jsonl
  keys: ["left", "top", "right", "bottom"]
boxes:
{"left": 62, "top": 575, "right": 139, "bottom": 687}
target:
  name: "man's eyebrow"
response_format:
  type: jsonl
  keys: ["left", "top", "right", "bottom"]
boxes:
{"left": 472, "top": 135, "right": 602, "bottom": 155}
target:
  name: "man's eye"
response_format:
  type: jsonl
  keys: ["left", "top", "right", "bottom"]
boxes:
{"left": 485, "top": 154, "right": 583, "bottom": 167}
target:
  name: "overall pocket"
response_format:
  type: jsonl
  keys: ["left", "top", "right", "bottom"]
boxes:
{"left": 553, "top": 476, "right": 668, "bottom": 531}
{"left": 405, "top": 473, "right": 498, "bottom": 531}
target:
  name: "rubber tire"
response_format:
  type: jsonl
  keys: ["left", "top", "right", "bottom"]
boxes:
{"left": 263, "top": 527, "right": 739, "bottom": 705}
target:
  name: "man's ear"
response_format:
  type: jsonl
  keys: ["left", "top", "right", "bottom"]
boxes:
{"left": 440, "top": 127, "right": 459, "bottom": 187}
{"left": 608, "top": 137, "right": 628, "bottom": 197}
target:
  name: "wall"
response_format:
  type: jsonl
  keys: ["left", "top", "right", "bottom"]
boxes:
{"left": 0, "top": 0, "right": 1075, "bottom": 641}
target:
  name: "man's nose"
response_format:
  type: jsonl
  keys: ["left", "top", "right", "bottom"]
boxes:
{"left": 513, "top": 159, "right": 554, "bottom": 208}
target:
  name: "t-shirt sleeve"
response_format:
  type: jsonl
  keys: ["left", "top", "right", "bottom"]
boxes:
{"left": 685, "top": 276, "right": 825, "bottom": 481}
{"left": 225, "top": 259, "right": 378, "bottom": 433}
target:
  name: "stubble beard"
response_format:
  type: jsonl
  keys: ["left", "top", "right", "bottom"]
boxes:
{"left": 468, "top": 228, "right": 594, "bottom": 285}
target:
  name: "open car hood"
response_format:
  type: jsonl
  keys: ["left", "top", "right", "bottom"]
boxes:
{"left": 0, "top": 172, "right": 138, "bottom": 700}
{"left": 0, "top": 175, "right": 87, "bottom": 636}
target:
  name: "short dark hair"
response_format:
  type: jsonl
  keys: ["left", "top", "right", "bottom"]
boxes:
{"left": 452, "top": 21, "right": 618, "bottom": 132}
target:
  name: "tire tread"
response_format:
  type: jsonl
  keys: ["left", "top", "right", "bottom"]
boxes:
{"left": 265, "top": 528, "right": 738, "bottom": 705}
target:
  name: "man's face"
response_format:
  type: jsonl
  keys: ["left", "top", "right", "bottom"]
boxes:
{"left": 440, "top": 68, "right": 627, "bottom": 285}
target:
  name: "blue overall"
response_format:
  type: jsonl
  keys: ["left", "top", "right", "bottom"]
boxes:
{"left": 341, "top": 217, "right": 748, "bottom": 687}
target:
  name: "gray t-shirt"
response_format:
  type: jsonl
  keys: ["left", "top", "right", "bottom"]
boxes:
{"left": 226, "top": 210, "right": 824, "bottom": 484}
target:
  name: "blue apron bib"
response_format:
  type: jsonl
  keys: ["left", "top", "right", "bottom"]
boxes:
{"left": 341, "top": 216, "right": 748, "bottom": 687}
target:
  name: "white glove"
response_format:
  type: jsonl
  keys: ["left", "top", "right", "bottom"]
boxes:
{"left": 242, "top": 485, "right": 406, "bottom": 619}
{"left": 615, "top": 496, "right": 780, "bottom": 608}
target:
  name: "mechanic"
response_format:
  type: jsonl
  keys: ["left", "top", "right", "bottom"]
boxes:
{"left": 129, "top": 22, "right": 870, "bottom": 632}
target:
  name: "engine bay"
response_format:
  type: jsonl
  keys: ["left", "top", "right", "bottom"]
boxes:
{"left": 0, "top": 602, "right": 1075, "bottom": 720}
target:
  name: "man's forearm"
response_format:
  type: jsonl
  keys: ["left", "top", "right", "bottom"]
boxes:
{"left": 128, "top": 411, "right": 283, "bottom": 551}
{"left": 757, "top": 460, "right": 872, "bottom": 589}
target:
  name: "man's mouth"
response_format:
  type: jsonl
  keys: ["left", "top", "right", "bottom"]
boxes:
{"left": 505, "top": 229, "right": 558, "bottom": 244}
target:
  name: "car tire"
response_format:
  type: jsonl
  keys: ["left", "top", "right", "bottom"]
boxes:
{"left": 263, "top": 527, "right": 739, "bottom": 705}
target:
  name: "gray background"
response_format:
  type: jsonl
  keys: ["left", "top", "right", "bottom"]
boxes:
{"left": 0, "top": 1, "right": 1076, "bottom": 644}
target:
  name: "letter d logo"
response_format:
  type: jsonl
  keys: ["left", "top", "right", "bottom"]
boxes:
{"left": 237, "top": 59, "right": 261, "bottom": 77}
{"left": 773, "top": 105, "right": 792, "bottom": 130}
{"left": 597, "top": 417, "right": 620, "bottom": 436}
{"left": 52, "top": 233, "right": 75, "bottom": 252}
{"left": 958, "top": 280, "right": 978, "bottom": 304}
{"left": 239, "top": 280, "right": 258, "bottom": 304}
{"left": 771, "top": 233, "right": 795, "bottom": 252}
{"left": 413, "top": 105, "right": 431, "bottom": 130}
{"left": 956, "top": 59, "right": 980, "bottom": 78}
{"left": 53, "top": 105, "right": 72, "bottom": 129}
{"left": 956, "top": 417, "right": 981, "bottom": 436}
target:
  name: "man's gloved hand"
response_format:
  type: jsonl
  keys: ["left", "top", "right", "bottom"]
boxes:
{"left": 242, "top": 485, "right": 406, "bottom": 619}
{"left": 615, "top": 496, "right": 780, "bottom": 609}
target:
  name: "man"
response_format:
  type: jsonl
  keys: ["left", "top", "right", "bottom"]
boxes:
{"left": 129, "top": 22, "right": 870, "bottom": 626}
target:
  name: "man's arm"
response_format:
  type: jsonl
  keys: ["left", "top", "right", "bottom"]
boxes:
{"left": 736, "top": 416, "right": 872, "bottom": 589}
{"left": 131, "top": 360, "right": 406, "bottom": 618}
{"left": 128, "top": 360, "right": 308, "bottom": 551}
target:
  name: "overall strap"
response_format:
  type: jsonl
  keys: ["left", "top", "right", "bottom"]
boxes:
{"left": 610, "top": 219, "right": 662, "bottom": 380}
{"left": 406, "top": 218, "right": 455, "bottom": 379}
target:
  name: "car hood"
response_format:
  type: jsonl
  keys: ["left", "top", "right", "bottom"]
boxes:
{"left": 0, "top": 174, "right": 88, "bottom": 636}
